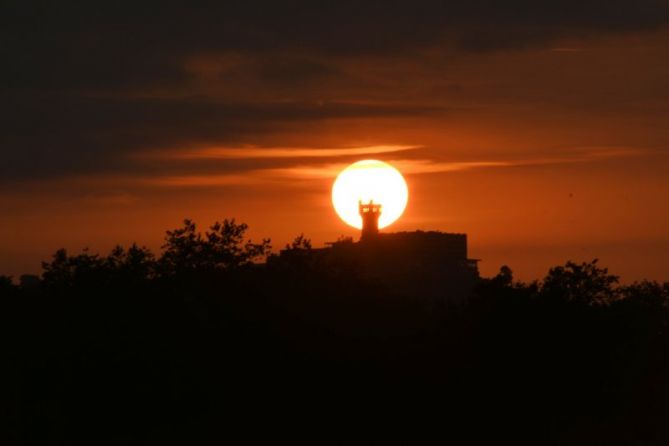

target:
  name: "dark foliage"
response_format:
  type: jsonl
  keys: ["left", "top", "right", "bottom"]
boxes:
{"left": 159, "top": 219, "right": 271, "bottom": 275}
{"left": 2, "top": 220, "right": 669, "bottom": 444}
{"left": 0, "top": 275, "right": 17, "bottom": 296}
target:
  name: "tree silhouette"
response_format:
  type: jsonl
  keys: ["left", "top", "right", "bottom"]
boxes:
{"left": 621, "top": 280, "right": 669, "bottom": 308}
{"left": 105, "top": 244, "right": 156, "bottom": 281}
{"left": 0, "top": 275, "right": 16, "bottom": 295}
{"left": 159, "top": 218, "right": 271, "bottom": 274}
{"left": 41, "top": 248, "right": 105, "bottom": 288}
{"left": 540, "top": 259, "right": 619, "bottom": 305}
{"left": 491, "top": 265, "right": 514, "bottom": 287}
{"left": 285, "top": 233, "right": 312, "bottom": 251}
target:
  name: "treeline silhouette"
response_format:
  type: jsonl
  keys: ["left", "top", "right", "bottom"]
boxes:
{"left": 2, "top": 219, "right": 669, "bottom": 445}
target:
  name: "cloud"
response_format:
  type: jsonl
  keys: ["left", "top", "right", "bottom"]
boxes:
{"left": 3, "top": 1, "right": 669, "bottom": 90}
{"left": 141, "top": 174, "right": 260, "bottom": 188}
{"left": 176, "top": 146, "right": 640, "bottom": 184}
{"left": 146, "top": 145, "right": 419, "bottom": 160}
{"left": 391, "top": 147, "right": 645, "bottom": 174}
{"left": 0, "top": 93, "right": 444, "bottom": 182}
{"left": 262, "top": 147, "right": 646, "bottom": 180}
{"left": 2, "top": 1, "right": 668, "bottom": 186}
{"left": 1, "top": 145, "right": 647, "bottom": 199}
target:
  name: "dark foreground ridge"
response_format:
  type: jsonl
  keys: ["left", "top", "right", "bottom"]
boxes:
{"left": 2, "top": 219, "right": 669, "bottom": 445}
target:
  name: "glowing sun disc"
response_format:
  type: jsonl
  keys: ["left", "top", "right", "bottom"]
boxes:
{"left": 332, "top": 159, "right": 409, "bottom": 230}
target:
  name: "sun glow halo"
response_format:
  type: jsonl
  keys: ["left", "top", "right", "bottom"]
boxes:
{"left": 332, "top": 160, "right": 409, "bottom": 230}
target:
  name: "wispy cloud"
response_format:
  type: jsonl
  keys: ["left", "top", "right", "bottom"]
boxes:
{"left": 12, "top": 146, "right": 644, "bottom": 192}
{"left": 264, "top": 146, "right": 645, "bottom": 179}
{"left": 393, "top": 147, "right": 644, "bottom": 175}
{"left": 140, "top": 145, "right": 420, "bottom": 160}
{"left": 550, "top": 47, "right": 585, "bottom": 52}
{"left": 263, "top": 160, "right": 512, "bottom": 180}
{"left": 141, "top": 174, "right": 260, "bottom": 187}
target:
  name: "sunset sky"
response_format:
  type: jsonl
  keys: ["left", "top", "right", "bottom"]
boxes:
{"left": 2, "top": 1, "right": 669, "bottom": 281}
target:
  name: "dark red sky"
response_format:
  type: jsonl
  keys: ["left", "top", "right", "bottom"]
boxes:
{"left": 2, "top": 1, "right": 669, "bottom": 281}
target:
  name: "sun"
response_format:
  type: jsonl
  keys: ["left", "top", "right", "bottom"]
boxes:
{"left": 332, "top": 159, "right": 409, "bottom": 230}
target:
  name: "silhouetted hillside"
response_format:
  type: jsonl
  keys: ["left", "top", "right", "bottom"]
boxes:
{"left": 1, "top": 219, "right": 669, "bottom": 445}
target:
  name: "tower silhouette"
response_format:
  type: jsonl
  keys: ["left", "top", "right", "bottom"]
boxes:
{"left": 359, "top": 199, "right": 382, "bottom": 241}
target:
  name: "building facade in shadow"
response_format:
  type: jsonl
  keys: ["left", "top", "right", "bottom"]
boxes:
{"left": 271, "top": 200, "right": 480, "bottom": 302}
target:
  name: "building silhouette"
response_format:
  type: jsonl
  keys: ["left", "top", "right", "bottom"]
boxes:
{"left": 359, "top": 199, "right": 381, "bottom": 241}
{"left": 272, "top": 201, "right": 480, "bottom": 302}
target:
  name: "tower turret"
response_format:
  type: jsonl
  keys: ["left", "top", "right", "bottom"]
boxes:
{"left": 359, "top": 199, "right": 381, "bottom": 241}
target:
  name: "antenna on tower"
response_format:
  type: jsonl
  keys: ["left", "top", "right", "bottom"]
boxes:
{"left": 359, "top": 199, "right": 382, "bottom": 241}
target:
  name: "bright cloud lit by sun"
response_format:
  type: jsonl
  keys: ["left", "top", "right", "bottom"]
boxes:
{"left": 331, "top": 160, "right": 409, "bottom": 230}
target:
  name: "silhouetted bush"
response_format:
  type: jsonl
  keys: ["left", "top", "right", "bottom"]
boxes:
{"left": 0, "top": 275, "right": 17, "bottom": 295}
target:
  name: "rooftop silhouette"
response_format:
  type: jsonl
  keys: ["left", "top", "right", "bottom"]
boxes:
{"left": 359, "top": 199, "right": 382, "bottom": 241}
{"left": 273, "top": 226, "right": 480, "bottom": 301}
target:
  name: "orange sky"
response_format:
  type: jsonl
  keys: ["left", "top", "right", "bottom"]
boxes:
{"left": 2, "top": 8, "right": 669, "bottom": 282}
